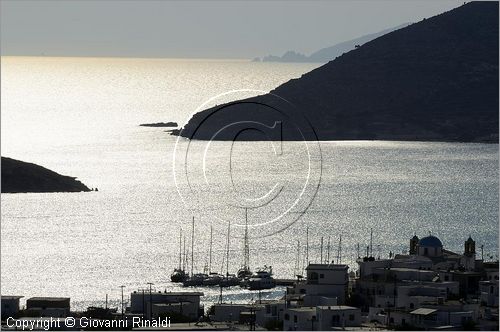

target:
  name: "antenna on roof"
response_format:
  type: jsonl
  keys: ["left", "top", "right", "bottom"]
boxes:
{"left": 306, "top": 226, "right": 309, "bottom": 265}
{"left": 370, "top": 228, "right": 373, "bottom": 258}
{"left": 320, "top": 237, "right": 324, "bottom": 264}
{"left": 327, "top": 236, "right": 331, "bottom": 263}
{"left": 339, "top": 234, "right": 342, "bottom": 264}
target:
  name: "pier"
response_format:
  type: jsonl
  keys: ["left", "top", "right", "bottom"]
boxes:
{"left": 274, "top": 279, "right": 295, "bottom": 287}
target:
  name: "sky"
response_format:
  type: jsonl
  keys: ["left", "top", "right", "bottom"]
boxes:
{"left": 1, "top": 0, "right": 463, "bottom": 59}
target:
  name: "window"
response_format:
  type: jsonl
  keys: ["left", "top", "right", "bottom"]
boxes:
{"left": 410, "top": 303, "right": 414, "bottom": 309}
{"left": 284, "top": 314, "right": 289, "bottom": 320}
{"left": 332, "top": 315, "right": 340, "bottom": 325}
{"left": 424, "top": 248, "right": 428, "bottom": 255}
{"left": 266, "top": 306, "right": 271, "bottom": 314}
{"left": 294, "top": 315, "right": 297, "bottom": 323}
{"left": 445, "top": 275, "right": 449, "bottom": 281}
{"left": 320, "top": 274, "right": 324, "bottom": 278}
{"left": 349, "top": 314, "right": 355, "bottom": 321}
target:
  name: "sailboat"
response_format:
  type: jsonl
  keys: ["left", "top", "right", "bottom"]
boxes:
{"left": 219, "top": 220, "right": 240, "bottom": 287}
{"left": 203, "top": 226, "right": 224, "bottom": 286}
{"left": 183, "top": 217, "right": 208, "bottom": 287}
{"left": 237, "top": 209, "right": 253, "bottom": 280}
{"left": 246, "top": 265, "right": 276, "bottom": 290}
{"left": 170, "top": 227, "right": 187, "bottom": 282}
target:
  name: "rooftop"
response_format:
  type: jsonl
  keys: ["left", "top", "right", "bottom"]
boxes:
{"left": 380, "top": 267, "right": 436, "bottom": 273}
{"left": 288, "top": 306, "right": 316, "bottom": 312}
{"left": 306, "top": 264, "right": 348, "bottom": 270}
{"left": 153, "top": 303, "right": 186, "bottom": 307}
{"left": 1, "top": 295, "right": 24, "bottom": 300}
{"left": 27, "top": 297, "right": 70, "bottom": 302}
{"left": 214, "top": 303, "right": 265, "bottom": 309}
{"left": 410, "top": 308, "right": 437, "bottom": 315}
{"left": 132, "top": 291, "right": 204, "bottom": 296}
{"left": 317, "top": 305, "right": 358, "bottom": 311}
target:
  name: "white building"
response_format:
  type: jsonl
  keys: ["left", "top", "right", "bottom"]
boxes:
{"left": 25, "top": 297, "right": 70, "bottom": 317}
{"left": 1, "top": 295, "right": 23, "bottom": 318}
{"left": 283, "top": 305, "right": 361, "bottom": 331}
{"left": 283, "top": 306, "right": 316, "bottom": 331}
{"left": 287, "top": 264, "right": 348, "bottom": 305}
{"left": 256, "top": 299, "right": 287, "bottom": 327}
{"left": 479, "top": 280, "right": 499, "bottom": 307}
{"left": 211, "top": 303, "right": 263, "bottom": 323}
{"left": 152, "top": 301, "right": 199, "bottom": 320}
{"left": 316, "top": 305, "right": 361, "bottom": 330}
{"left": 130, "top": 291, "right": 203, "bottom": 321}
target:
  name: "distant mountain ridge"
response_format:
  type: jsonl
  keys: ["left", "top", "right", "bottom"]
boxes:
{"left": 175, "top": 2, "right": 499, "bottom": 143}
{"left": 1, "top": 157, "right": 91, "bottom": 193}
{"left": 255, "top": 23, "right": 409, "bottom": 63}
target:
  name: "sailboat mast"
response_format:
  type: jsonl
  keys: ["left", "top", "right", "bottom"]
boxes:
{"left": 320, "top": 237, "right": 324, "bottom": 264}
{"left": 183, "top": 235, "right": 186, "bottom": 271}
{"left": 295, "top": 240, "right": 300, "bottom": 276}
{"left": 209, "top": 225, "right": 213, "bottom": 274}
{"left": 191, "top": 216, "right": 195, "bottom": 276}
{"left": 306, "top": 227, "right": 309, "bottom": 265}
{"left": 327, "top": 236, "right": 331, "bottom": 264}
{"left": 370, "top": 228, "right": 373, "bottom": 257}
{"left": 339, "top": 234, "right": 342, "bottom": 264}
{"left": 226, "top": 220, "right": 231, "bottom": 276}
{"left": 243, "top": 208, "right": 250, "bottom": 270}
{"left": 178, "top": 227, "right": 182, "bottom": 270}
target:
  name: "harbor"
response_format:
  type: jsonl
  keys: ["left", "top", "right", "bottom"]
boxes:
{"left": 1, "top": 1, "right": 498, "bottom": 331}
{"left": 2, "top": 232, "right": 499, "bottom": 330}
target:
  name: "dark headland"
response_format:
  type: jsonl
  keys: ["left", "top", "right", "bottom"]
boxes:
{"left": 1, "top": 157, "right": 91, "bottom": 193}
{"left": 175, "top": 2, "right": 498, "bottom": 142}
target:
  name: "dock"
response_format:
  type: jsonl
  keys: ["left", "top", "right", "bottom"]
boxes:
{"left": 275, "top": 278, "right": 295, "bottom": 286}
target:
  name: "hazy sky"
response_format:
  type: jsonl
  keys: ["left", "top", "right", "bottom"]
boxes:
{"left": 1, "top": 0, "right": 463, "bottom": 59}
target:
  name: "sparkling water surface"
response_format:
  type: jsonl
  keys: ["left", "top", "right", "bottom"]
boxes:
{"left": 1, "top": 57, "right": 498, "bottom": 311}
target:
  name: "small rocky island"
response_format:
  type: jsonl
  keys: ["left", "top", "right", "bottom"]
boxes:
{"left": 1, "top": 157, "right": 91, "bottom": 193}
{"left": 140, "top": 121, "right": 178, "bottom": 127}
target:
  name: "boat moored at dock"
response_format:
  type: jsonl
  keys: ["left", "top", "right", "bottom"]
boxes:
{"left": 245, "top": 267, "right": 276, "bottom": 290}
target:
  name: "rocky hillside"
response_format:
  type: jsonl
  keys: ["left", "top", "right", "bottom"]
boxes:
{"left": 258, "top": 24, "right": 408, "bottom": 63}
{"left": 177, "top": 2, "right": 498, "bottom": 142}
{"left": 1, "top": 157, "right": 90, "bottom": 193}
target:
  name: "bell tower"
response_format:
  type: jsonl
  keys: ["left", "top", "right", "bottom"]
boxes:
{"left": 464, "top": 235, "right": 476, "bottom": 257}
{"left": 410, "top": 234, "right": 419, "bottom": 255}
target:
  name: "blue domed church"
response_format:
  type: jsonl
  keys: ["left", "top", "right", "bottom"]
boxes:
{"left": 408, "top": 233, "right": 477, "bottom": 271}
